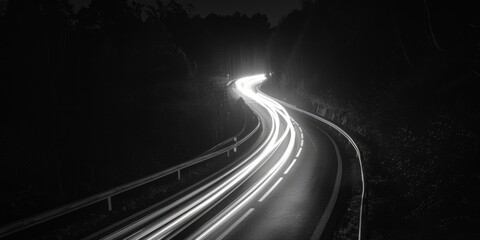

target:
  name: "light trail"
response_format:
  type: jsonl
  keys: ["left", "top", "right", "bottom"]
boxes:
{"left": 113, "top": 74, "right": 299, "bottom": 240}
{"left": 258, "top": 177, "right": 283, "bottom": 202}
{"left": 215, "top": 208, "right": 254, "bottom": 240}
{"left": 189, "top": 75, "right": 296, "bottom": 240}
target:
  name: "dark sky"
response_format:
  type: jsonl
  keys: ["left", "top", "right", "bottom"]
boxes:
{"left": 70, "top": 0, "right": 301, "bottom": 26}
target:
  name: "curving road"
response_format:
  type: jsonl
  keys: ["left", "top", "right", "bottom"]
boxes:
{"left": 97, "top": 74, "right": 344, "bottom": 240}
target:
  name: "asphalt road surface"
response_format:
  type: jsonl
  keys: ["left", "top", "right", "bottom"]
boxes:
{"left": 97, "top": 74, "right": 344, "bottom": 240}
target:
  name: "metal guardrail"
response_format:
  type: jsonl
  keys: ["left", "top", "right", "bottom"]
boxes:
{"left": 0, "top": 114, "right": 261, "bottom": 239}
{"left": 261, "top": 90, "right": 365, "bottom": 240}
{"left": 198, "top": 108, "right": 248, "bottom": 156}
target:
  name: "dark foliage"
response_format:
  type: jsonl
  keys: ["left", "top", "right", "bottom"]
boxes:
{"left": 0, "top": 0, "right": 270, "bottom": 225}
{"left": 266, "top": 0, "right": 480, "bottom": 239}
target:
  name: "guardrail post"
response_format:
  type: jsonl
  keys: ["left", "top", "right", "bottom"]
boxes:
{"left": 177, "top": 170, "right": 181, "bottom": 180}
{"left": 233, "top": 137, "right": 237, "bottom": 153}
{"left": 107, "top": 197, "right": 112, "bottom": 211}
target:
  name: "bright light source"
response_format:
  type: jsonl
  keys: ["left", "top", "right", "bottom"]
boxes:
{"left": 122, "top": 73, "right": 299, "bottom": 240}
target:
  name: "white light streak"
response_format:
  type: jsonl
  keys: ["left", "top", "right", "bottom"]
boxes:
{"left": 258, "top": 177, "right": 284, "bottom": 202}
{"left": 215, "top": 208, "right": 254, "bottom": 240}
{"left": 119, "top": 74, "right": 300, "bottom": 240}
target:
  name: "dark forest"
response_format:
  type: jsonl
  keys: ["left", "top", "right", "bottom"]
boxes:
{"left": 1, "top": 0, "right": 269, "bottom": 225}
{"left": 265, "top": 0, "right": 480, "bottom": 239}
{"left": 1, "top": 0, "right": 479, "bottom": 239}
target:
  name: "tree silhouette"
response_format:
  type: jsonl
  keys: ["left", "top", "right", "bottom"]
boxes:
{"left": 265, "top": 1, "right": 480, "bottom": 239}
{"left": 0, "top": 0, "right": 272, "bottom": 228}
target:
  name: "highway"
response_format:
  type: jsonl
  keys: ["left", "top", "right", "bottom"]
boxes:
{"left": 96, "top": 74, "right": 346, "bottom": 240}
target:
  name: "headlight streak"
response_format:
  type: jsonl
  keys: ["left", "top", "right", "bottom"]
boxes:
{"left": 135, "top": 122, "right": 279, "bottom": 238}
{"left": 189, "top": 75, "right": 297, "bottom": 240}
{"left": 121, "top": 74, "right": 298, "bottom": 240}
{"left": 191, "top": 126, "right": 294, "bottom": 240}
{"left": 121, "top": 80, "right": 277, "bottom": 239}
{"left": 118, "top": 122, "right": 275, "bottom": 240}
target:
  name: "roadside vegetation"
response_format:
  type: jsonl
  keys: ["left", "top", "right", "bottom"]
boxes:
{"left": 0, "top": 0, "right": 270, "bottom": 229}
{"left": 264, "top": 0, "right": 480, "bottom": 239}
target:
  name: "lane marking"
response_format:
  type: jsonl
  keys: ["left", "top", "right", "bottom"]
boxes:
{"left": 216, "top": 208, "right": 255, "bottom": 240}
{"left": 299, "top": 127, "right": 303, "bottom": 133}
{"left": 300, "top": 139, "right": 304, "bottom": 146}
{"left": 258, "top": 177, "right": 283, "bottom": 202}
{"left": 309, "top": 124, "right": 343, "bottom": 240}
{"left": 295, "top": 147, "right": 302, "bottom": 158}
{"left": 301, "top": 132, "right": 304, "bottom": 139}
{"left": 303, "top": 126, "right": 319, "bottom": 153}
{"left": 283, "top": 159, "right": 297, "bottom": 174}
